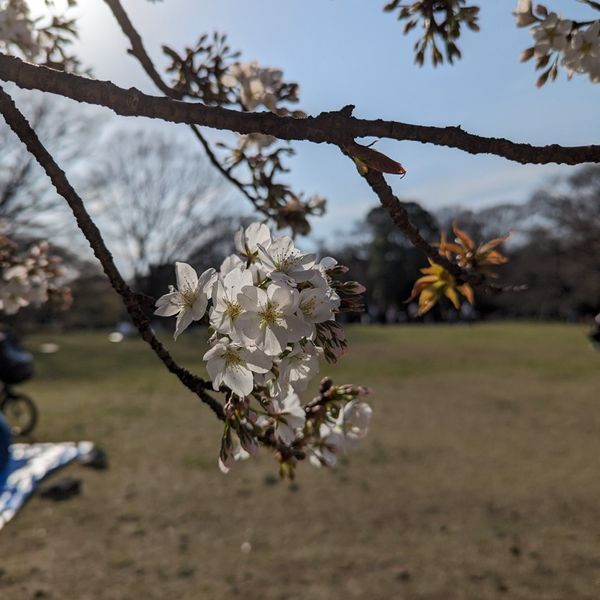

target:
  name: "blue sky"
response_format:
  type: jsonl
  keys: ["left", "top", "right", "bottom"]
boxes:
{"left": 49, "top": 0, "right": 600, "bottom": 244}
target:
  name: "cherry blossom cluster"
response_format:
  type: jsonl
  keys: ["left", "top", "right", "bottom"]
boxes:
{"left": 220, "top": 61, "right": 301, "bottom": 115}
{"left": 515, "top": 1, "right": 600, "bottom": 85}
{"left": 155, "top": 222, "right": 371, "bottom": 477}
{"left": 0, "top": 0, "right": 81, "bottom": 71}
{"left": 216, "top": 60, "right": 324, "bottom": 236}
{"left": 163, "top": 33, "right": 325, "bottom": 236}
{"left": 0, "top": 234, "right": 71, "bottom": 315}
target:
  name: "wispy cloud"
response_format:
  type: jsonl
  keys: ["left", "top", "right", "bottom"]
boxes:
{"left": 400, "top": 163, "right": 567, "bottom": 210}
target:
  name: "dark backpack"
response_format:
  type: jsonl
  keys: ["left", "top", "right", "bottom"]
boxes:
{"left": 0, "top": 331, "right": 33, "bottom": 385}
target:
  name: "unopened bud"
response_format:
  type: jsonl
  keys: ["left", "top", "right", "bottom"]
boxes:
{"left": 520, "top": 47, "right": 535, "bottom": 62}
{"left": 319, "top": 377, "right": 333, "bottom": 393}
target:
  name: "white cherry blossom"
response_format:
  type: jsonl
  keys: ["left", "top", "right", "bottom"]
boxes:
{"left": 210, "top": 266, "right": 253, "bottom": 342}
{"left": 218, "top": 429, "right": 251, "bottom": 474}
{"left": 219, "top": 253, "right": 244, "bottom": 276}
{"left": 234, "top": 222, "right": 272, "bottom": 264}
{"left": 310, "top": 257, "right": 342, "bottom": 309}
{"left": 278, "top": 343, "right": 320, "bottom": 392}
{"left": 309, "top": 423, "right": 346, "bottom": 468}
{"left": 154, "top": 262, "right": 216, "bottom": 339}
{"left": 339, "top": 400, "right": 373, "bottom": 448}
{"left": 156, "top": 221, "right": 369, "bottom": 474}
{"left": 237, "top": 133, "right": 276, "bottom": 152}
{"left": 308, "top": 399, "right": 372, "bottom": 467}
{"left": 257, "top": 236, "right": 316, "bottom": 286}
{"left": 0, "top": 278, "right": 30, "bottom": 314}
{"left": 563, "top": 22, "right": 600, "bottom": 77}
{"left": 252, "top": 368, "right": 286, "bottom": 399}
{"left": 221, "top": 62, "right": 285, "bottom": 111}
{"left": 270, "top": 388, "right": 306, "bottom": 445}
{"left": 0, "top": 238, "right": 67, "bottom": 315}
{"left": 3, "top": 264, "right": 28, "bottom": 281}
{"left": 203, "top": 338, "right": 272, "bottom": 397}
{"left": 237, "top": 283, "right": 305, "bottom": 355}
{"left": 532, "top": 13, "right": 572, "bottom": 57}
{"left": 297, "top": 287, "right": 337, "bottom": 335}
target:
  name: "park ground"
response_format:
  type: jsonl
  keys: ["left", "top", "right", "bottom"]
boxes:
{"left": 1, "top": 323, "right": 600, "bottom": 599}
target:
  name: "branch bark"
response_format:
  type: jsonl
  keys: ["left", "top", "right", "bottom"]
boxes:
{"left": 359, "top": 166, "right": 482, "bottom": 283}
{"left": 361, "top": 168, "right": 465, "bottom": 275}
{"left": 357, "top": 165, "right": 523, "bottom": 293}
{"left": 0, "top": 83, "right": 225, "bottom": 422}
{"left": 2, "top": 53, "right": 599, "bottom": 165}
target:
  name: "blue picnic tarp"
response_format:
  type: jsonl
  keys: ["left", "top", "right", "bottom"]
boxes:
{"left": 0, "top": 441, "right": 93, "bottom": 530}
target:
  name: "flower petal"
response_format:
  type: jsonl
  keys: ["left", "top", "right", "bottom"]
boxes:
{"left": 190, "top": 295, "right": 208, "bottom": 321}
{"left": 175, "top": 262, "right": 198, "bottom": 292}
{"left": 237, "top": 313, "right": 262, "bottom": 341}
{"left": 224, "top": 364, "right": 253, "bottom": 397}
{"left": 174, "top": 308, "right": 194, "bottom": 339}
{"left": 197, "top": 267, "right": 217, "bottom": 294}
{"left": 262, "top": 325, "right": 285, "bottom": 356}
{"left": 154, "top": 292, "right": 181, "bottom": 317}
{"left": 242, "top": 348, "right": 272, "bottom": 373}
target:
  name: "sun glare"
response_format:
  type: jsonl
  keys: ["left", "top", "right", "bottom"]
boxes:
{"left": 26, "top": 0, "right": 71, "bottom": 19}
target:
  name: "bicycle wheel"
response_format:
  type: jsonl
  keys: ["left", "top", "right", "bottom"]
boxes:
{"left": 2, "top": 393, "right": 38, "bottom": 437}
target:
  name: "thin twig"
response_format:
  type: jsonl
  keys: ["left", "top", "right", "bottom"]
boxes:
{"left": 187, "top": 123, "right": 262, "bottom": 211}
{"left": 0, "top": 83, "right": 225, "bottom": 421}
{"left": 2, "top": 53, "right": 599, "bottom": 165}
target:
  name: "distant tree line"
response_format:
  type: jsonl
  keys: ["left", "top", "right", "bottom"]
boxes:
{"left": 324, "top": 164, "right": 600, "bottom": 324}
{"left": 2, "top": 97, "right": 598, "bottom": 330}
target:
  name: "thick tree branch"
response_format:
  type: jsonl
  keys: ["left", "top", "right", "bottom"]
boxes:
{"left": 359, "top": 167, "right": 475, "bottom": 280}
{"left": 0, "top": 83, "right": 225, "bottom": 422}
{"left": 101, "top": 0, "right": 264, "bottom": 213}
{"left": 358, "top": 166, "right": 522, "bottom": 293}
{"left": 1, "top": 53, "right": 599, "bottom": 165}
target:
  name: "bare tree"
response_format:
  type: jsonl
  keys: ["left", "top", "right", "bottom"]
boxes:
{"left": 85, "top": 128, "right": 234, "bottom": 282}
{"left": 434, "top": 166, "right": 600, "bottom": 319}
{"left": 0, "top": 91, "right": 98, "bottom": 237}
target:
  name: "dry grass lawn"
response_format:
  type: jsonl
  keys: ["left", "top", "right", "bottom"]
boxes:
{"left": 1, "top": 323, "right": 600, "bottom": 599}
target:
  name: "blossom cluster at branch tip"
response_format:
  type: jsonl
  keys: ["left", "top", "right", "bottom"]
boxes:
{"left": 218, "top": 62, "right": 319, "bottom": 236}
{"left": 514, "top": 1, "right": 600, "bottom": 85}
{"left": 407, "top": 222, "right": 508, "bottom": 316}
{"left": 0, "top": 233, "right": 71, "bottom": 315}
{"left": 162, "top": 37, "right": 322, "bottom": 235}
{"left": 221, "top": 62, "right": 297, "bottom": 112}
{"left": 155, "top": 222, "right": 371, "bottom": 477}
